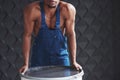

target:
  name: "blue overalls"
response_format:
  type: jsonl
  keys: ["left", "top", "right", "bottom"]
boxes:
{"left": 30, "top": 3, "right": 70, "bottom": 67}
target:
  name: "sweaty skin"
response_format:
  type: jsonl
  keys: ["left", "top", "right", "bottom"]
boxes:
{"left": 19, "top": 0, "right": 82, "bottom": 73}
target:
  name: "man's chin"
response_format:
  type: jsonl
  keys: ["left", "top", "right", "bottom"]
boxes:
{"left": 48, "top": 5, "right": 57, "bottom": 8}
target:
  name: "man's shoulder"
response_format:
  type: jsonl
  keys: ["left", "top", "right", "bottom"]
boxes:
{"left": 60, "top": 1, "right": 76, "bottom": 16}
{"left": 23, "top": 1, "right": 41, "bottom": 20}
{"left": 60, "top": 1, "right": 76, "bottom": 13}
{"left": 24, "top": 1, "right": 40, "bottom": 13}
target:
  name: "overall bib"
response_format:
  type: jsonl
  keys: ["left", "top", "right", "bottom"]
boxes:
{"left": 30, "top": 3, "right": 70, "bottom": 67}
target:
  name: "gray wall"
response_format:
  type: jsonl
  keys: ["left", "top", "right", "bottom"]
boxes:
{"left": 0, "top": 0, "right": 114, "bottom": 80}
{"left": 113, "top": 0, "right": 120, "bottom": 80}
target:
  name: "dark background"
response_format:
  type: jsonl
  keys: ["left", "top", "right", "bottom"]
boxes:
{"left": 0, "top": 0, "right": 119, "bottom": 80}
{"left": 113, "top": 0, "right": 120, "bottom": 80}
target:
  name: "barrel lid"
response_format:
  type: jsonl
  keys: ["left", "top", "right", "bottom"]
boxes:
{"left": 20, "top": 66, "right": 84, "bottom": 79}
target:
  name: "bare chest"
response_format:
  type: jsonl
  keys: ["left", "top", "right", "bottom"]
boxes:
{"left": 34, "top": 14, "right": 65, "bottom": 36}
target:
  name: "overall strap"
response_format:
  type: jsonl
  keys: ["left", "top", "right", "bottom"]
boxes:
{"left": 40, "top": 2, "right": 46, "bottom": 26}
{"left": 55, "top": 5, "right": 60, "bottom": 28}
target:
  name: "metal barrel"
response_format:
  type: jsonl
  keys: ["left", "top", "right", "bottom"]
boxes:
{"left": 20, "top": 66, "right": 84, "bottom": 80}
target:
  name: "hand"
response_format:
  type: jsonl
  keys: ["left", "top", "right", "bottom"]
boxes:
{"left": 71, "top": 62, "right": 82, "bottom": 71}
{"left": 19, "top": 64, "right": 28, "bottom": 74}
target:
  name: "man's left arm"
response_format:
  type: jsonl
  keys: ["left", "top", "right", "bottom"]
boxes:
{"left": 65, "top": 4, "right": 81, "bottom": 70}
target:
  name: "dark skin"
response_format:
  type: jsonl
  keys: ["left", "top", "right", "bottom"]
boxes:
{"left": 19, "top": 0, "right": 82, "bottom": 73}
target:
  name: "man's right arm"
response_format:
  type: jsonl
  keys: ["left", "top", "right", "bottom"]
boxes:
{"left": 19, "top": 4, "right": 36, "bottom": 73}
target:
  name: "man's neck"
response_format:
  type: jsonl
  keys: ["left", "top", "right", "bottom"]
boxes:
{"left": 44, "top": 4, "right": 58, "bottom": 18}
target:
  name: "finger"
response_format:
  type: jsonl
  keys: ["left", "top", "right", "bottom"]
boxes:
{"left": 19, "top": 68, "right": 22, "bottom": 73}
{"left": 76, "top": 65, "right": 82, "bottom": 71}
{"left": 79, "top": 65, "right": 82, "bottom": 70}
{"left": 19, "top": 68, "right": 25, "bottom": 73}
{"left": 22, "top": 71, "right": 25, "bottom": 75}
{"left": 77, "top": 65, "right": 81, "bottom": 70}
{"left": 20, "top": 69, "right": 26, "bottom": 75}
{"left": 23, "top": 67, "right": 28, "bottom": 74}
{"left": 76, "top": 67, "right": 80, "bottom": 71}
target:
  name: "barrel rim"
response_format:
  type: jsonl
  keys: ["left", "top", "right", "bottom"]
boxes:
{"left": 20, "top": 66, "right": 84, "bottom": 79}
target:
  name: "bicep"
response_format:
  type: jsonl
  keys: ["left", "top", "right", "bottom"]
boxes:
{"left": 23, "top": 7, "right": 35, "bottom": 37}
{"left": 65, "top": 19, "right": 75, "bottom": 36}
{"left": 65, "top": 5, "right": 76, "bottom": 36}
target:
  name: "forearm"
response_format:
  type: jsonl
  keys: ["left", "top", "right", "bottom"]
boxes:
{"left": 22, "top": 34, "right": 31, "bottom": 65}
{"left": 67, "top": 32, "right": 77, "bottom": 64}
